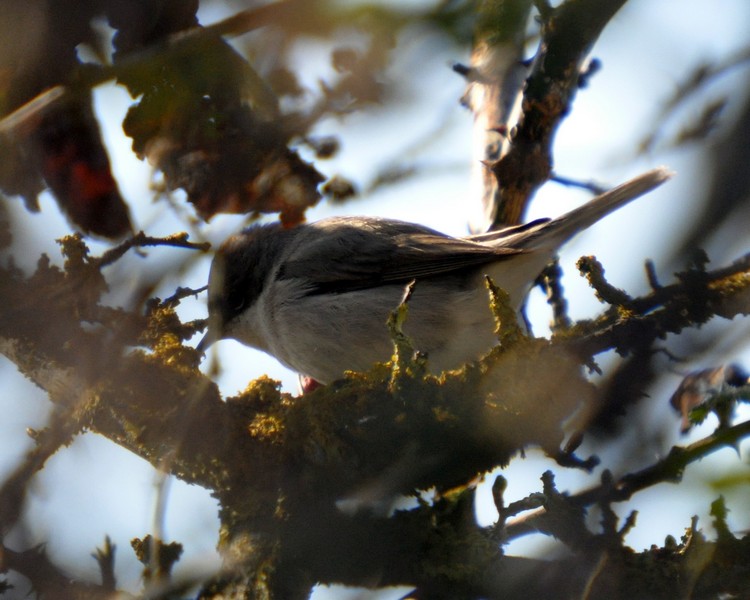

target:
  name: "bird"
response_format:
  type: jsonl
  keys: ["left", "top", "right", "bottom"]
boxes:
{"left": 669, "top": 364, "right": 748, "bottom": 433}
{"left": 199, "top": 167, "right": 672, "bottom": 385}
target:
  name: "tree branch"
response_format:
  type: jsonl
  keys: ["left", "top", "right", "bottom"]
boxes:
{"left": 489, "top": 0, "right": 628, "bottom": 228}
{"left": 93, "top": 231, "right": 210, "bottom": 269}
{"left": 463, "top": 0, "right": 533, "bottom": 232}
{"left": 561, "top": 252, "right": 750, "bottom": 360}
{"left": 1, "top": 229, "right": 749, "bottom": 595}
{"left": 505, "top": 418, "right": 750, "bottom": 543}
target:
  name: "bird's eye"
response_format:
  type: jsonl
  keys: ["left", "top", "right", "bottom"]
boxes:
{"left": 231, "top": 297, "right": 246, "bottom": 312}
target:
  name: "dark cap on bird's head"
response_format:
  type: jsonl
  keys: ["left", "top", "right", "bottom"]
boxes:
{"left": 198, "top": 222, "right": 294, "bottom": 352}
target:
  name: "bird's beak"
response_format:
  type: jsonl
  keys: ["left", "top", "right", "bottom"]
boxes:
{"left": 196, "top": 334, "right": 210, "bottom": 354}
{"left": 196, "top": 324, "right": 219, "bottom": 354}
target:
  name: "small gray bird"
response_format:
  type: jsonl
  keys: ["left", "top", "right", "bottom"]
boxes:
{"left": 199, "top": 168, "right": 672, "bottom": 384}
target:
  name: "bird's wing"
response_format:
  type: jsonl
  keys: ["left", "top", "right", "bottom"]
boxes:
{"left": 278, "top": 217, "right": 523, "bottom": 295}
{"left": 277, "top": 167, "right": 673, "bottom": 296}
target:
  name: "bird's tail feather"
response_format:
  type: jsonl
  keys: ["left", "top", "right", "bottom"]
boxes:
{"left": 476, "top": 167, "right": 673, "bottom": 251}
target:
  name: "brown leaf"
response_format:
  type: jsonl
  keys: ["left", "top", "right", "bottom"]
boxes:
{"left": 32, "top": 94, "right": 133, "bottom": 238}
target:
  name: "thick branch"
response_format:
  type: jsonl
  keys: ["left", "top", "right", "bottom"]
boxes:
{"left": 463, "top": 0, "right": 533, "bottom": 232}
{"left": 1, "top": 234, "right": 749, "bottom": 596}
{"left": 490, "top": 0, "right": 628, "bottom": 227}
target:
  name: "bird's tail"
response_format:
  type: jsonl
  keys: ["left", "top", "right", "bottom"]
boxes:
{"left": 474, "top": 167, "right": 673, "bottom": 251}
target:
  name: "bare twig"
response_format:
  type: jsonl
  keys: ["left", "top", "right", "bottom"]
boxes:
{"left": 0, "top": 404, "right": 80, "bottom": 533}
{"left": 538, "top": 260, "right": 572, "bottom": 332}
{"left": 577, "top": 256, "right": 634, "bottom": 306}
{"left": 91, "top": 536, "right": 117, "bottom": 591}
{"left": 563, "top": 252, "right": 750, "bottom": 359}
{"left": 551, "top": 173, "right": 607, "bottom": 195}
{"left": 1, "top": 543, "right": 118, "bottom": 599}
{"left": 638, "top": 45, "right": 750, "bottom": 153}
{"left": 505, "top": 417, "right": 750, "bottom": 541}
{"left": 0, "top": 86, "right": 67, "bottom": 139}
{"left": 160, "top": 286, "right": 209, "bottom": 308}
{"left": 644, "top": 259, "right": 662, "bottom": 290}
{"left": 94, "top": 231, "right": 210, "bottom": 269}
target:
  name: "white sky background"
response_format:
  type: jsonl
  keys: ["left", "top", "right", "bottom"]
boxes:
{"left": 1, "top": 0, "right": 750, "bottom": 597}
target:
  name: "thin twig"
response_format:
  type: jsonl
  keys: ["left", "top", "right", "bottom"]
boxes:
{"left": 91, "top": 536, "right": 117, "bottom": 591}
{"left": 160, "top": 286, "right": 209, "bottom": 308}
{"left": 93, "top": 231, "right": 210, "bottom": 269}
{"left": 551, "top": 173, "right": 607, "bottom": 195}
{"left": 638, "top": 45, "right": 750, "bottom": 153}
{"left": 0, "top": 409, "right": 79, "bottom": 532}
